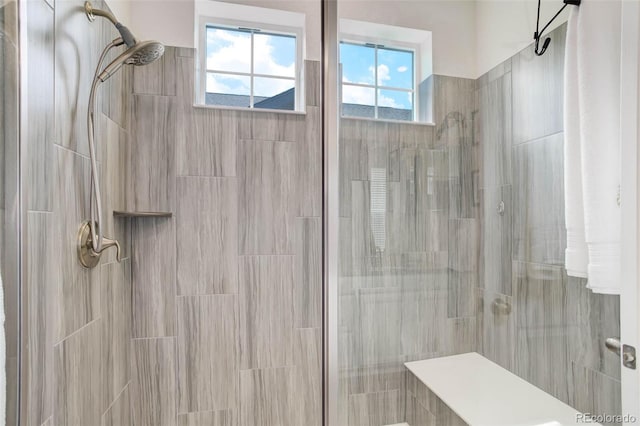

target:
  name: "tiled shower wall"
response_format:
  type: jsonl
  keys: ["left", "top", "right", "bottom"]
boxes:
{"left": 476, "top": 23, "right": 622, "bottom": 422}
{"left": 1, "top": 0, "right": 20, "bottom": 424}
{"left": 126, "top": 47, "right": 322, "bottom": 426}
{"left": 23, "top": 1, "right": 134, "bottom": 425}
{"left": 338, "top": 75, "right": 480, "bottom": 426}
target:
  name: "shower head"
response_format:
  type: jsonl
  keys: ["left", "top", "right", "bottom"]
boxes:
{"left": 98, "top": 40, "right": 165, "bottom": 82}
{"left": 84, "top": 1, "right": 165, "bottom": 82}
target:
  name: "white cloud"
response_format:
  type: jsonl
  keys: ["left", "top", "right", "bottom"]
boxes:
{"left": 397, "top": 66, "right": 408, "bottom": 73}
{"left": 376, "top": 64, "right": 391, "bottom": 85}
{"left": 378, "top": 93, "right": 403, "bottom": 109}
{"left": 342, "top": 85, "right": 374, "bottom": 106}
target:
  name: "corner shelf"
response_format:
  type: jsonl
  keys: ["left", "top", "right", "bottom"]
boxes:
{"left": 113, "top": 210, "right": 173, "bottom": 218}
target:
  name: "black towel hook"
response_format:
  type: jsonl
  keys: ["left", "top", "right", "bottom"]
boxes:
{"left": 534, "top": 0, "right": 581, "bottom": 56}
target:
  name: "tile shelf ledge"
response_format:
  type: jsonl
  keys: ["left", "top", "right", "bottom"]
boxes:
{"left": 113, "top": 210, "right": 173, "bottom": 218}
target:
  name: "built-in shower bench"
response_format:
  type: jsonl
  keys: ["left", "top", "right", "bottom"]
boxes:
{"left": 405, "top": 352, "right": 598, "bottom": 426}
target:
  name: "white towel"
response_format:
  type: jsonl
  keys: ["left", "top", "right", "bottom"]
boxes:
{"left": 564, "top": 1, "right": 622, "bottom": 294}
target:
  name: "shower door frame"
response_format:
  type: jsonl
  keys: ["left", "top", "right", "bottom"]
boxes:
{"left": 619, "top": 0, "right": 640, "bottom": 422}
{"left": 322, "top": 0, "right": 339, "bottom": 425}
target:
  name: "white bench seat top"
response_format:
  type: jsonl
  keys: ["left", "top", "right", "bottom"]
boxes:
{"left": 405, "top": 352, "right": 598, "bottom": 426}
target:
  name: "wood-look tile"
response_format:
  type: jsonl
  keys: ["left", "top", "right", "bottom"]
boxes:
{"left": 294, "top": 218, "right": 322, "bottom": 328}
{"left": 132, "top": 46, "right": 176, "bottom": 96}
{"left": 400, "top": 271, "right": 448, "bottom": 358}
{"left": 176, "top": 55, "right": 195, "bottom": 105}
{"left": 345, "top": 363, "right": 406, "bottom": 396}
{"left": 512, "top": 24, "right": 565, "bottom": 144}
{"left": 570, "top": 363, "right": 621, "bottom": 425}
{"left": 0, "top": 39, "right": 7, "bottom": 208}
{"left": 406, "top": 393, "right": 436, "bottom": 426}
{"left": 131, "top": 338, "right": 176, "bottom": 426}
{"left": 101, "top": 260, "right": 131, "bottom": 410}
{"left": 176, "top": 177, "right": 237, "bottom": 295}
{"left": 566, "top": 276, "right": 621, "bottom": 380}
{"left": 477, "top": 57, "right": 512, "bottom": 88}
{"left": 347, "top": 390, "right": 402, "bottom": 426}
{"left": 0, "top": 1, "right": 19, "bottom": 46}
{"left": 481, "top": 185, "right": 512, "bottom": 295}
{"left": 239, "top": 367, "right": 296, "bottom": 426}
{"left": 237, "top": 110, "right": 305, "bottom": 142}
{"left": 102, "top": 385, "right": 132, "bottom": 426}
{"left": 478, "top": 72, "right": 511, "bottom": 188}
{"left": 176, "top": 106, "right": 237, "bottom": 177}
{"left": 448, "top": 145, "right": 480, "bottom": 220}
{"left": 304, "top": 60, "right": 321, "bottom": 107}
{"left": 357, "top": 286, "right": 404, "bottom": 365}
{"left": 513, "top": 261, "right": 570, "bottom": 403}
{"left": 6, "top": 356, "right": 18, "bottom": 426}
{"left": 129, "top": 95, "right": 176, "bottom": 213}
{"left": 297, "top": 106, "right": 322, "bottom": 216}
{"left": 177, "top": 410, "right": 235, "bottom": 426}
{"left": 448, "top": 218, "right": 478, "bottom": 318}
{"left": 26, "top": 212, "right": 56, "bottom": 426}
{"left": 177, "top": 47, "right": 195, "bottom": 58}
{"left": 350, "top": 180, "right": 377, "bottom": 262}
{"left": 432, "top": 75, "right": 475, "bottom": 148}
{"left": 512, "top": 133, "right": 566, "bottom": 265}
{"left": 293, "top": 329, "right": 322, "bottom": 426}
{"left": 53, "top": 146, "right": 99, "bottom": 341}
{"left": 25, "top": 0, "right": 53, "bottom": 211}
{"left": 339, "top": 217, "right": 353, "bottom": 277}
{"left": 54, "top": 320, "right": 103, "bottom": 426}
{"left": 478, "top": 290, "right": 515, "bottom": 371}
{"left": 239, "top": 256, "right": 294, "bottom": 369}
{"left": 101, "top": 61, "right": 132, "bottom": 129}
{"left": 131, "top": 217, "right": 176, "bottom": 338}
{"left": 446, "top": 317, "right": 476, "bottom": 355}
{"left": 177, "top": 295, "right": 237, "bottom": 413}
{"left": 100, "top": 114, "right": 131, "bottom": 264}
{"left": 406, "top": 373, "right": 467, "bottom": 426}
{"left": 238, "top": 140, "right": 296, "bottom": 255}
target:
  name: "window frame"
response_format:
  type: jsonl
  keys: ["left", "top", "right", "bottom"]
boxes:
{"left": 198, "top": 16, "right": 304, "bottom": 111}
{"left": 339, "top": 36, "right": 420, "bottom": 122}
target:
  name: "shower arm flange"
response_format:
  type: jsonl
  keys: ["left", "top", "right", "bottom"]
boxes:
{"left": 84, "top": 1, "right": 118, "bottom": 26}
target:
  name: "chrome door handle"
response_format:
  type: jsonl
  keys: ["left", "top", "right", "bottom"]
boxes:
{"left": 605, "top": 337, "right": 636, "bottom": 370}
{"left": 605, "top": 337, "right": 621, "bottom": 356}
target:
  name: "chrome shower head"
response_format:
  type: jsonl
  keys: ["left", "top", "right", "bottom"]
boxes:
{"left": 98, "top": 40, "right": 165, "bottom": 82}
{"left": 84, "top": 1, "right": 165, "bottom": 82}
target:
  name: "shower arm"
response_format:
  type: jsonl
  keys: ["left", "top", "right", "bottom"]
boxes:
{"left": 84, "top": 38, "right": 124, "bottom": 259}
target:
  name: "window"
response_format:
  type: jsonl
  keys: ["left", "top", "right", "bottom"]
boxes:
{"left": 203, "top": 25, "right": 299, "bottom": 111}
{"left": 340, "top": 41, "right": 416, "bottom": 121}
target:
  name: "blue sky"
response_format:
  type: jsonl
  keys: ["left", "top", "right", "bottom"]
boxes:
{"left": 340, "top": 42, "right": 413, "bottom": 109}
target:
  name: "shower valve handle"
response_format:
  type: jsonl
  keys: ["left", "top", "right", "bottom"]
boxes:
{"left": 77, "top": 221, "right": 121, "bottom": 268}
{"left": 98, "top": 236, "right": 122, "bottom": 263}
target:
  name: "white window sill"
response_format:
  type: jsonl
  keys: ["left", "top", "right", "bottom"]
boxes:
{"left": 341, "top": 115, "right": 435, "bottom": 127}
{"left": 193, "top": 103, "right": 307, "bottom": 116}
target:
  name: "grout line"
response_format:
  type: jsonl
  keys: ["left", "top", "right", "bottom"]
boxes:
{"left": 512, "top": 130, "right": 563, "bottom": 147}
{"left": 131, "top": 336, "right": 177, "bottom": 341}
{"left": 53, "top": 318, "right": 99, "bottom": 347}
{"left": 102, "top": 380, "right": 131, "bottom": 416}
